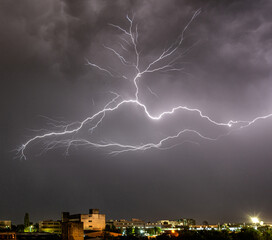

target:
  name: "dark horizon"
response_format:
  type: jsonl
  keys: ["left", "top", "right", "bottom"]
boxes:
{"left": 1, "top": 0, "right": 272, "bottom": 225}
{"left": 5, "top": 209, "right": 270, "bottom": 226}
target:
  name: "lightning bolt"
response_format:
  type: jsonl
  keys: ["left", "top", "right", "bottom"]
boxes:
{"left": 17, "top": 10, "right": 272, "bottom": 159}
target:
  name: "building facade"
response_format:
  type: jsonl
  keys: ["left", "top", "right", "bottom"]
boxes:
{"left": 0, "top": 220, "right": 11, "bottom": 230}
{"left": 109, "top": 218, "right": 145, "bottom": 229}
{"left": 62, "top": 222, "right": 83, "bottom": 240}
{"left": 62, "top": 209, "right": 105, "bottom": 231}
{"left": 39, "top": 220, "right": 62, "bottom": 234}
{"left": 0, "top": 232, "right": 16, "bottom": 239}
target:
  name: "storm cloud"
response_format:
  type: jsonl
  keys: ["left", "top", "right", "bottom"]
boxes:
{"left": 1, "top": 0, "right": 272, "bottom": 225}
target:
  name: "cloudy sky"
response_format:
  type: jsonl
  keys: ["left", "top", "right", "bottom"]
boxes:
{"left": 1, "top": 0, "right": 272, "bottom": 225}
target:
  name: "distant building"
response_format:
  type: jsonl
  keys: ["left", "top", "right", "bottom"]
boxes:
{"left": 111, "top": 218, "right": 145, "bottom": 229}
{"left": 177, "top": 218, "right": 196, "bottom": 226}
{"left": 158, "top": 220, "right": 179, "bottom": 228}
{"left": 24, "top": 213, "right": 30, "bottom": 228}
{"left": 39, "top": 220, "right": 62, "bottom": 234}
{"left": 190, "top": 224, "right": 220, "bottom": 230}
{"left": 0, "top": 232, "right": 16, "bottom": 239}
{"left": 156, "top": 218, "right": 196, "bottom": 229}
{"left": 0, "top": 220, "right": 11, "bottom": 229}
{"left": 62, "top": 209, "right": 105, "bottom": 231}
{"left": 145, "top": 221, "right": 162, "bottom": 228}
{"left": 109, "top": 218, "right": 196, "bottom": 231}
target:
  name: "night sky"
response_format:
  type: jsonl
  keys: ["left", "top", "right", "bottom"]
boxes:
{"left": 1, "top": 0, "right": 272, "bottom": 225}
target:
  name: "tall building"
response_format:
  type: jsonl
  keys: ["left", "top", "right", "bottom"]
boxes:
{"left": 24, "top": 213, "right": 30, "bottom": 228}
{"left": 62, "top": 209, "right": 105, "bottom": 231}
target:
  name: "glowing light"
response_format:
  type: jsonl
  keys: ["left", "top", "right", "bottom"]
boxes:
{"left": 251, "top": 217, "right": 260, "bottom": 224}
{"left": 17, "top": 10, "right": 272, "bottom": 159}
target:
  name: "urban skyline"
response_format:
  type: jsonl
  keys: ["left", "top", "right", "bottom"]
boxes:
{"left": 1, "top": 209, "right": 269, "bottom": 227}
{"left": 1, "top": 208, "right": 271, "bottom": 240}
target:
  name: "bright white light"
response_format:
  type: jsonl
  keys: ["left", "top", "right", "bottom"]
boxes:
{"left": 251, "top": 217, "right": 259, "bottom": 224}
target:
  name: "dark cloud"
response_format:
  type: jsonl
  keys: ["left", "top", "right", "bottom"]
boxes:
{"left": 1, "top": 0, "right": 272, "bottom": 225}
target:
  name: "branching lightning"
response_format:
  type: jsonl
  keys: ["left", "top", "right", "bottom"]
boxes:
{"left": 17, "top": 10, "right": 272, "bottom": 159}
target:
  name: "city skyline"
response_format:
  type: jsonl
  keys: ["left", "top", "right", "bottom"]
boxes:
{"left": 0, "top": 208, "right": 268, "bottom": 227}
{"left": 1, "top": 0, "right": 272, "bottom": 225}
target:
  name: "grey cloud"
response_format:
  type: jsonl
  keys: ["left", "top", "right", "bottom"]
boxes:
{"left": 1, "top": 0, "right": 272, "bottom": 224}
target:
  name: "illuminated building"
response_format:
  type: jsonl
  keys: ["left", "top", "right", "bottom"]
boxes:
{"left": 158, "top": 220, "right": 179, "bottom": 228}
{"left": 39, "top": 220, "right": 62, "bottom": 234}
{"left": 0, "top": 232, "right": 16, "bottom": 239}
{"left": 111, "top": 218, "right": 145, "bottom": 229}
{"left": 0, "top": 220, "right": 11, "bottom": 229}
{"left": 62, "top": 209, "right": 105, "bottom": 231}
{"left": 177, "top": 218, "right": 196, "bottom": 226}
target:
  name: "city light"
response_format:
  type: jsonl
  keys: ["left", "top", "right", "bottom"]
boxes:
{"left": 251, "top": 217, "right": 260, "bottom": 224}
